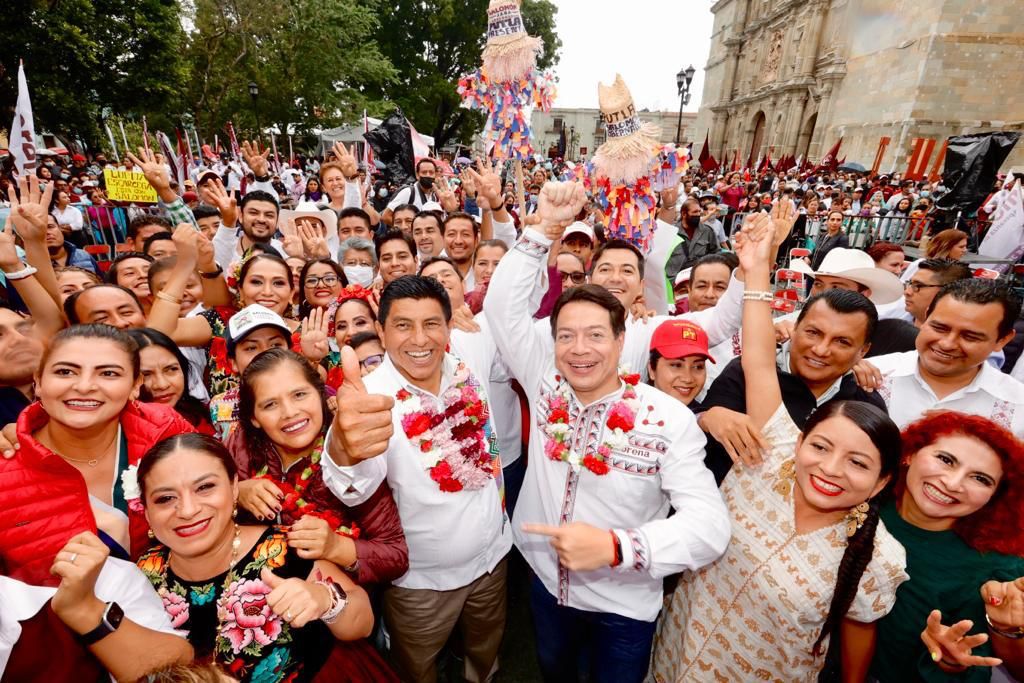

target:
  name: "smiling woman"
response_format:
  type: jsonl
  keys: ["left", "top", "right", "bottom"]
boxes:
{"left": 0, "top": 325, "right": 195, "bottom": 583}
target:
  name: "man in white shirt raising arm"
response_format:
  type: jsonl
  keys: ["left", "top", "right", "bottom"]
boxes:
{"left": 484, "top": 181, "right": 730, "bottom": 683}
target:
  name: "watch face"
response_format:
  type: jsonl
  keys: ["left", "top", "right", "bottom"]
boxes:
{"left": 105, "top": 601, "right": 125, "bottom": 630}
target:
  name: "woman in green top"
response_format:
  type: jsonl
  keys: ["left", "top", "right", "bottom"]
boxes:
{"left": 869, "top": 410, "right": 1024, "bottom": 681}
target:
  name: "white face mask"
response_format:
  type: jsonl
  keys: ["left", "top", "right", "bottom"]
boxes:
{"left": 343, "top": 265, "right": 375, "bottom": 288}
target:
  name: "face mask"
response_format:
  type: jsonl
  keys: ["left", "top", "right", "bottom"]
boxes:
{"left": 685, "top": 215, "right": 701, "bottom": 229}
{"left": 343, "top": 265, "right": 374, "bottom": 288}
{"left": 919, "top": 190, "right": 930, "bottom": 198}
{"left": 505, "top": 203, "right": 514, "bottom": 211}
{"left": 378, "top": 188, "right": 389, "bottom": 198}
{"left": 60, "top": 174, "right": 70, "bottom": 180}
{"left": 418, "top": 176, "right": 435, "bottom": 190}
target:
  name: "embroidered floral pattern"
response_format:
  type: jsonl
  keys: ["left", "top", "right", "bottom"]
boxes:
{"left": 394, "top": 361, "right": 500, "bottom": 492}
{"left": 218, "top": 578, "right": 284, "bottom": 654}
{"left": 541, "top": 372, "right": 640, "bottom": 476}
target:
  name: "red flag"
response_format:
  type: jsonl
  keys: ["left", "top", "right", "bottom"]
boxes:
{"left": 731, "top": 149, "right": 740, "bottom": 172}
{"left": 758, "top": 151, "right": 772, "bottom": 174}
{"left": 698, "top": 133, "right": 717, "bottom": 172}
{"left": 816, "top": 138, "right": 843, "bottom": 172}
{"left": 175, "top": 128, "right": 189, "bottom": 185}
{"left": 225, "top": 121, "right": 241, "bottom": 161}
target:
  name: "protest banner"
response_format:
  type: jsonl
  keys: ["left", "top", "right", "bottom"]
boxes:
{"left": 103, "top": 169, "right": 159, "bottom": 202}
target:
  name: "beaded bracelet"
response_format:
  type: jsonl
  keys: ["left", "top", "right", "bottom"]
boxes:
{"left": 742, "top": 290, "right": 775, "bottom": 302}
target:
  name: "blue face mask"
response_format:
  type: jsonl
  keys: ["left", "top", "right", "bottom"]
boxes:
{"left": 919, "top": 190, "right": 930, "bottom": 198}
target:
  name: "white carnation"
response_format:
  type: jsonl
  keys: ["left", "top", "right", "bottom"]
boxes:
{"left": 120, "top": 464, "right": 141, "bottom": 501}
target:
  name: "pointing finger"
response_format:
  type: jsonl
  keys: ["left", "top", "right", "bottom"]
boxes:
{"left": 521, "top": 523, "right": 562, "bottom": 537}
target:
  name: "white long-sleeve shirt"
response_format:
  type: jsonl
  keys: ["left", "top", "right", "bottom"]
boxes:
{"left": 320, "top": 353, "right": 511, "bottom": 591}
{"left": 484, "top": 229, "right": 731, "bottom": 621}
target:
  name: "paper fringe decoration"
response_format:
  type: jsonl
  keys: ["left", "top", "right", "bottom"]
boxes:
{"left": 652, "top": 145, "right": 691, "bottom": 192}
{"left": 482, "top": 35, "right": 543, "bottom": 83}
{"left": 458, "top": 67, "right": 556, "bottom": 161}
{"left": 591, "top": 121, "right": 662, "bottom": 185}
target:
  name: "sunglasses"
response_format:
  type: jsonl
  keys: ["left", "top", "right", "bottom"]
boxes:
{"left": 559, "top": 271, "right": 586, "bottom": 284}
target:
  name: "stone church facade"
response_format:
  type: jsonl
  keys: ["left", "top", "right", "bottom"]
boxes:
{"left": 694, "top": 0, "right": 1024, "bottom": 173}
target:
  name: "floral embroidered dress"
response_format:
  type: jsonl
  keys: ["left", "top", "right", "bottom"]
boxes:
{"left": 650, "top": 404, "right": 909, "bottom": 682}
{"left": 199, "top": 306, "right": 239, "bottom": 398}
{"left": 137, "top": 526, "right": 332, "bottom": 683}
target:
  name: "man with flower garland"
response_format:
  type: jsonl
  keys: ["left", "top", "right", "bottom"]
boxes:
{"left": 483, "top": 181, "right": 731, "bottom": 682}
{"left": 319, "top": 275, "right": 511, "bottom": 683}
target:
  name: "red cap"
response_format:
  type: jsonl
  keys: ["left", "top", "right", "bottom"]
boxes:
{"left": 649, "top": 320, "right": 715, "bottom": 363}
{"left": 72, "top": 154, "right": 86, "bottom": 162}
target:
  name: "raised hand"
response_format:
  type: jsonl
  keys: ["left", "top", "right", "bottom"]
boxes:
{"left": 451, "top": 304, "right": 481, "bottom": 333}
{"left": 327, "top": 346, "right": 395, "bottom": 466}
{"left": 50, "top": 532, "right": 110, "bottom": 634}
{"left": 982, "top": 576, "right": 1024, "bottom": 634}
{"left": 125, "top": 147, "right": 172, "bottom": 194}
{"left": 330, "top": 142, "right": 358, "bottom": 179}
{"left": 769, "top": 196, "right": 798, "bottom": 248}
{"left": 920, "top": 609, "right": 1002, "bottom": 671}
{"left": 470, "top": 159, "right": 503, "bottom": 209}
{"left": 171, "top": 223, "right": 200, "bottom": 268}
{"left": 522, "top": 522, "right": 616, "bottom": 572}
{"left": 297, "top": 219, "right": 329, "bottom": 260}
{"left": 7, "top": 173, "right": 54, "bottom": 244}
{"left": 281, "top": 230, "right": 305, "bottom": 259}
{"left": 734, "top": 211, "right": 774, "bottom": 273}
{"left": 0, "top": 218, "right": 23, "bottom": 271}
{"left": 196, "top": 231, "right": 217, "bottom": 273}
{"left": 300, "top": 307, "right": 330, "bottom": 362}
{"left": 241, "top": 140, "right": 270, "bottom": 178}
{"left": 459, "top": 168, "right": 477, "bottom": 199}
{"left": 537, "top": 181, "right": 587, "bottom": 237}
{"left": 202, "top": 177, "right": 238, "bottom": 228}
{"left": 436, "top": 176, "right": 458, "bottom": 212}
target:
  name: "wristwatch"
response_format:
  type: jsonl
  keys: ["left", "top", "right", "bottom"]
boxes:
{"left": 199, "top": 264, "right": 224, "bottom": 279}
{"left": 78, "top": 601, "right": 124, "bottom": 646}
{"left": 254, "top": 174, "right": 271, "bottom": 183}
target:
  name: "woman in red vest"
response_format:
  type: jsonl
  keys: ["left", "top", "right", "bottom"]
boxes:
{"left": 0, "top": 324, "right": 194, "bottom": 587}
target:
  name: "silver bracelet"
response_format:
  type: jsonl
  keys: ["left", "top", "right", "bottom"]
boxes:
{"left": 317, "top": 579, "right": 348, "bottom": 624}
{"left": 3, "top": 264, "right": 37, "bottom": 281}
{"left": 742, "top": 290, "right": 775, "bottom": 302}
{"left": 987, "top": 613, "right": 1024, "bottom": 639}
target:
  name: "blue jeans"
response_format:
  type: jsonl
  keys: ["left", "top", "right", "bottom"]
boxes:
{"left": 529, "top": 574, "right": 657, "bottom": 683}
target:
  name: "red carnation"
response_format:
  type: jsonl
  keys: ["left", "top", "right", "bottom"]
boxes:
{"left": 548, "top": 408, "right": 569, "bottom": 424}
{"left": 583, "top": 454, "right": 610, "bottom": 476}
{"left": 429, "top": 460, "right": 453, "bottom": 483}
{"left": 396, "top": 389, "right": 412, "bottom": 401}
{"left": 420, "top": 440, "right": 433, "bottom": 453}
{"left": 622, "top": 373, "right": 641, "bottom": 386}
{"left": 438, "top": 476, "right": 464, "bottom": 493}
{"left": 607, "top": 412, "right": 634, "bottom": 432}
{"left": 403, "top": 413, "right": 432, "bottom": 438}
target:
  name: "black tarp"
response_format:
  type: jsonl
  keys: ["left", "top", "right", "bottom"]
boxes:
{"left": 935, "top": 131, "right": 1021, "bottom": 213}
{"left": 363, "top": 111, "right": 416, "bottom": 187}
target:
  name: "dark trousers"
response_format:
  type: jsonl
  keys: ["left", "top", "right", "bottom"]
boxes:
{"left": 502, "top": 455, "right": 527, "bottom": 518}
{"left": 529, "top": 575, "right": 657, "bottom": 683}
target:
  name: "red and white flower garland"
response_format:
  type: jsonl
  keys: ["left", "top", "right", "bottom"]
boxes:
{"left": 541, "top": 371, "right": 642, "bottom": 476}
{"left": 395, "top": 361, "right": 497, "bottom": 492}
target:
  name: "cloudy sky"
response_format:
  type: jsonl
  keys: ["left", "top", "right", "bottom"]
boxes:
{"left": 548, "top": 1, "right": 714, "bottom": 112}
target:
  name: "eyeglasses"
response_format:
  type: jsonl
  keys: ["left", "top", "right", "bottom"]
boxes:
{"left": 905, "top": 279, "right": 943, "bottom": 293}
{"left": 304, "top": 275, "right": 340, "bottom": 288}
{"left": 559, "top": 270, "right": 586, "bottom": 284}
{"left": 359, "top": 354, "right": 384, "bottom": 370}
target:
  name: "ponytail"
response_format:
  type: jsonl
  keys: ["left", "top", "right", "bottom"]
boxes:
{"left": 813, "top": 496, "right": 883, "bottom": 680}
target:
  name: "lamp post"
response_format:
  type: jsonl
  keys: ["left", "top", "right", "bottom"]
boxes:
{"left": 569, "top": 125, "right": 575, "bottom": 159}
{"left": 675, "top": 65, "right": 696, "bottom": 145}
{"left": 248, "top": 81, "right": 261, "bottom": 142}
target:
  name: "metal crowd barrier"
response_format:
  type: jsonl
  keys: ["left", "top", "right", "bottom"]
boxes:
{"left": 74, "top": 204, "right": 166, "bottom": 251}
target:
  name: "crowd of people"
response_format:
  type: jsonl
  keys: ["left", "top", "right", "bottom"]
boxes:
{"left": 0, "top": 133, "right": 1022, "bottom": 683}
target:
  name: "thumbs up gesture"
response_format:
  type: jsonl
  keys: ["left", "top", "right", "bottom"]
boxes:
{"left": 327, "top": 345, "right": 395, "bottom": 467}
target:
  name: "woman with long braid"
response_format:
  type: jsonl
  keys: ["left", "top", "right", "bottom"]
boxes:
{"left": 651, "top": 207, "right": 908, "bottom": 681}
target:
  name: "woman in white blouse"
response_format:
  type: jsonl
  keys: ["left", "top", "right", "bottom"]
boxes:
{"left": 651, "top": 206, "right": 909, "bottom": 682}
{"left": 51, "top": 190, "right": 86, "bottom": 247}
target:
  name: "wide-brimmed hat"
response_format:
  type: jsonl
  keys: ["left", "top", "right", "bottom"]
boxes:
{"left": 592, "top": 74, "right": 660, "bottom": 185}
{"left": 278, "top": 200, "right": 338, "bottom": 240}
{"left": 481, "top": 0, "right": 542, "bottom": 82}
{"left": 791, "top": 247, "right": 903, "bottom": 304}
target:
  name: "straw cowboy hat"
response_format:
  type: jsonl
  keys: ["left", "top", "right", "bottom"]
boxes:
{"left": 592, "top": 74, "right": 660, "bottom": 185}
{"left": 791, "top": 247, "right": 904, "bottom": 304}
{"left": 481, "top": 0, "right": 543, "bottom": 82}
{"left": 278, "top": 200, "right": 338, "bottom": 240}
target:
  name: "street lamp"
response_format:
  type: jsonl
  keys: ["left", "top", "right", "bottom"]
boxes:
{"left": 248, "top": 81, "right": 261, "bottom": 141}
{"left": 675, "top": 64, "right": 696, "bottom": 145}
{"left": 569, "top": 125, "right": 575, "bottom": 159}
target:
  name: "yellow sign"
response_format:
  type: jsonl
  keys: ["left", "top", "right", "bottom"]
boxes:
{"left": 103, "top": 169, "right": 158, "bottom": 203}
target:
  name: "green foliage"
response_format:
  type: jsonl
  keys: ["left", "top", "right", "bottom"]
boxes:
{"left": 183, "top": 0, "right": 396, "bottom": 141}
{"left": 0, "top": 0, "right": 187, "bottom": 147}
{"left": 373, "top": 0, "right": 561, "bottom": 149}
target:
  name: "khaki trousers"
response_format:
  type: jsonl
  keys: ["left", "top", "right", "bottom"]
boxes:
{"left": 382, "top": 558, "right": 508, "bottom": 683}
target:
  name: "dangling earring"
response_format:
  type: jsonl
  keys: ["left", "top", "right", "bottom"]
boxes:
{"left": 232, "top": 505, "right": 238, "bottom": 520}
{"left": 773, "top": 458, "right": 796, "bottom": 500}
{"left": 147, "top": 529, "right": 155, "bottom": 539}
{"left": 845, "top": 501, "right": 870, "bottom": 538}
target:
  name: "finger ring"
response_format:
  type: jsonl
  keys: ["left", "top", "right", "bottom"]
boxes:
{"left": 285, "top": 611, "right": 293, "bottom": 621}
{"left": 68, "top": 552, "right": 78, "bottom": 564}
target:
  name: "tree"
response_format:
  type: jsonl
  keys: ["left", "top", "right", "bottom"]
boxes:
{"left": 0, "top": 0, "right": 186, "bottom": 148}
{"left": 183, "top": 0, "right": 396, "bottom": 143}
{"left": 373, "top": 0, "right": 560, "bottom": 150}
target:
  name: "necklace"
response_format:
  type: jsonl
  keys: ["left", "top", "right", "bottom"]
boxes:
{"left": 51, "top": 427, "right": 120, "bottom": 468}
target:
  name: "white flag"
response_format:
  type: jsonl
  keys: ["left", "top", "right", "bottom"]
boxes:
{"left": 974, "top": 180, "right": 1024, "bottom": 273}
{"left": 9, "top": 61, "right": 37, "bottom": 176}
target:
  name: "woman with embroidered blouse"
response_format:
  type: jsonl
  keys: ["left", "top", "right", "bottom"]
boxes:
{"left": 650, "top": 203, "right": 909, "bottom": 682}
{"left": 136, "top": 432, "right": 373, "bottom": 682}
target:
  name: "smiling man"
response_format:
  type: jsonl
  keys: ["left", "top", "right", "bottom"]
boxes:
{"left": 212, "top": 190, "right": 283, "bottom": 267}
{"left": 320, "top": 276, "right": 511, "bottom": 683}
{"left": 858, "top": 278, "right": 1024, "bottom": 435}
{"left": 411, "top": 210, "right": 445, "bottom": 261}
{"left": 375, "top": 229, "right": 419, "bottom": 285}
{"left": 441, "top": 212, "right": 479, "bottom": 279}
{"left": 484, "top": 181, "right": 729, "bottom": 682}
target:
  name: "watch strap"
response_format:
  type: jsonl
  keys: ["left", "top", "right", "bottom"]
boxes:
{"left": 78, "top": 601, "right": 124, "bottom": 646}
